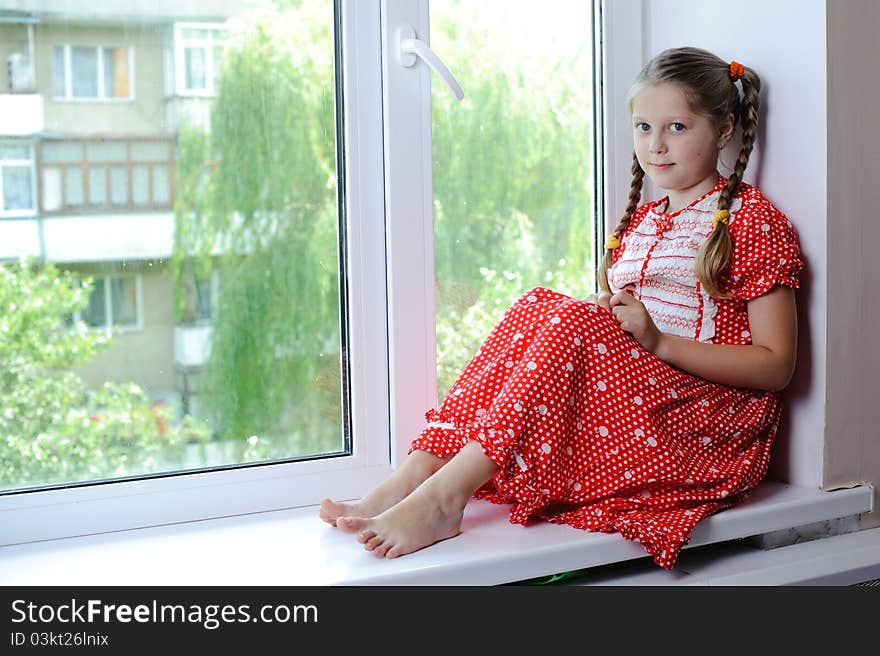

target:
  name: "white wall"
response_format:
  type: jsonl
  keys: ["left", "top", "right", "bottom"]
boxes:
{"left": 825, "top": 0, "right": 880, "bottom": 526}
{"left": 640, "top": 0, "right": 827, "bottom": 487}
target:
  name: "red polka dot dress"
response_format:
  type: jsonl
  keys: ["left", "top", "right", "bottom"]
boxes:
{"left": 409, "top": 175, "right": 804, "bottom": 570}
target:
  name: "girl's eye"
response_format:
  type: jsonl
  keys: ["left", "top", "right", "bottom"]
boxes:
{"left": 635, "top": 123, "right": 650, "bottom": 132}
{"left": 671, "top": 122, "right": 686, "bottom": 132}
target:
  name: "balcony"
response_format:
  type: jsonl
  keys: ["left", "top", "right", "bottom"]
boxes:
{"left": 39, "top": 138, "right": 175, "bottom": 214}
{"left": 174, "top": 324, "right": 213, "bottom": 369}
{"left": 0, "top": 93, "right": 44, "bottom": 136}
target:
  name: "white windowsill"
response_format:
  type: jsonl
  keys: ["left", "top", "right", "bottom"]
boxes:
{"left": 0, "top": 480, "right": 872, "bottom": 586}
{"left": 566, "top": 526, "right": 880, "bottom": 586}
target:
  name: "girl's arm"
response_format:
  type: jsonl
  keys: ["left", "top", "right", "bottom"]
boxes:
{"left": 611, "top": 286, "right": 798, "bottom": 391}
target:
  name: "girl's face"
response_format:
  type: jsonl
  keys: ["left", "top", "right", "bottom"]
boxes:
{"left": 631, "top": 82, "right": 733, "bottom": 209}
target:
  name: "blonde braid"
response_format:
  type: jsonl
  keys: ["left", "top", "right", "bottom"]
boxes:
{"left": 697, "top": 66, "right": 761, "bottom": 299}
{"left": 598, "top": 152, "right": 644, "bottom": 293}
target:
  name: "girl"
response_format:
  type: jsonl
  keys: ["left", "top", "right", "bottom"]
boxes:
{"left": 320, "top": 47, "right": 803, "bottom": 570}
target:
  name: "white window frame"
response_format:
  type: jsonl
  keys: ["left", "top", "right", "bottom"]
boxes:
{"left": 174, "top": 22, "right": 226, "bottom": 96}
{"left": 0, "top": 1, "right": 392, "bottom": 546}
{"left": 0, "top": 142, "right": 37, "bottom": 217}
{"left": 72, "top": 273, "right": 145, "bottom": 335}
{"left": 596, "top": 0, "right": 644, "bottom": 237}
{"left": 53, "top": 45, "right": 135, "bottom": 102}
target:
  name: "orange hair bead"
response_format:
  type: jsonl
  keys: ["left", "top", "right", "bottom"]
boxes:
{"left": 604, "top": 235, "right": 621, "bottom": 250}
{"left": 729, "top": 61, "right": 744, "bottom": 81}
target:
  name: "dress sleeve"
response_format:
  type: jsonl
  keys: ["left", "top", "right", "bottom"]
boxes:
{"left": 728, "top": 200, "right": 804, "bottom": 301}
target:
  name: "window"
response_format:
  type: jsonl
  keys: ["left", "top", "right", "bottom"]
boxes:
{"left": 52, "top": 45, "right": 134, "bottom": 100}
{"left": 0, "top": 0, "right": 391, "bottom": 545}
{"left": 174, "top": 23, "right": 225, "bottom": 95}
{"left": 70, "top": 274, "right": 142, "bottom": 332}
{"left": 0, "top": 143, "right": 35, "bottom": 216}
{"left": 40, "top": 140, "right": 173, "bottom": 212}
{"left": 0, "top": 0, "right": 616, "bottom": 549}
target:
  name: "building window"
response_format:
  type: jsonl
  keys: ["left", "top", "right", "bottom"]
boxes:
{"left": 174, "top": 23, "right": 225, "bottom": 95}
{"left": 0, "top": 143, "right": 35, "bottom": 216}
{"left": 52, "top": 45, "right": 134, "bottom": 100}
{"left": 73, "top": 274, "right": 142, "bottom": 332}
{"left": 40, "top": 139, "right": 173, "bottom": 212}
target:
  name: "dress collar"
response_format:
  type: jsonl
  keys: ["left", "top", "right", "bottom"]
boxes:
{"left": 650, "top": 174, "right": 728, "bottom": 219}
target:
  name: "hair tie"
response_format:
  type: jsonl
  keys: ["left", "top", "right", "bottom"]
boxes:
{"left": 604, "top": 235, "right": 621, "bottom": 250}
{"left": 713, "top": 209, "right": 730, "bottom": 228}
{"left": 729, "top": 61, "right": 744, "bottom": 81}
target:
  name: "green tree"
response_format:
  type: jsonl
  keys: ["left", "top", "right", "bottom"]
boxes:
{"left": 172, "top": 2, "right": 341, "bottom": 456}
{"left": 0, "top": 260, "right": 209, "bottom": 489}
{"left": 430, "top": 1, "right": 594, "bottom": 394}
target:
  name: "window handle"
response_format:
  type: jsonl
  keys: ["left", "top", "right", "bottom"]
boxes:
{"left": 397, "top": 25, "right": 464, "bottom": 100}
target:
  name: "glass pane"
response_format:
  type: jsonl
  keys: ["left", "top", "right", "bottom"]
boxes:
{"left": 103, "top": 47, "right": 130, "bottom": 98}
{"left": 2, "top": 166, "right": 33, "bottom": 211}
{"left": 195, "top": 275, "right": 212, "bottom": 321}
{"left": 64, "top": 168, "right": 84, "bottom": 207}
{"left": 111, "top": 276, "right": 138, "bottom": 326}
{"left": 130, "top": 141, "right": 170, "bottom": 161}
{"left": 152, "top": 165, "right": 170, "bottom": 204}
{"left": 131, "top": 165, "right": 149, "bottom": 205}
{"left": 42, "top": 167, "right": 62, "bottom": 211}
{"left": 430, "top": 1, "right": 594, "bottom": 398}
{"left": 185, "top": 46, "right": 207, "bottom": 90}
{"left": 0, "top": 0, "right": 346, "bottom": 492}
{"left": 83, "top": 278, "right": 107, "bottom": 327}
{"left": 87, "top": 142, "right": 128, "bottom": 162}
{"left": 0, "top": 145, "right": 29, "bottom": 160}
{"left": 103, "top": 48, "right": 116, "bottom": 97}
{"left": 71, "top": 47, "right": 98, "bottom": 98}
{"left": 42, "top": 142, "right": 84, "bottom": 163}
{"left": 88, "top": 166, "right": 106, "bottom": 207}
{"left": 213, "top": 45, "right": 223, "bottom": 89}
{"left": 182, "top": 28, "right": 211, "bottom": 40}
{"left": 110, "top": 166, "right": 128, "bottom": 205}
{"left": 52, "top": 46, "right": 65, "bottom": 97}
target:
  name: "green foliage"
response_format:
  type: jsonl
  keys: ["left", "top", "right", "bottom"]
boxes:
{"left": 172, "top": 2, "right": 342, "bottom": 452}
{"left": 0, "top": 260, "right": 210, "bottom": 489}
{"left": 430, "top": 1, "right": 594, "bottom": 395}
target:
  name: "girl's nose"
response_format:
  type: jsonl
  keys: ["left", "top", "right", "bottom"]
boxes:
{"left": 650, "top": 137, "right": 666, "bottom": 154}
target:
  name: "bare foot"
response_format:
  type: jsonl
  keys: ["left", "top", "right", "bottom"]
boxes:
{"left": 336, "top": 486, "right": 465, "bottom": 558}
{"left": 319, "top": 451, "right": 447, "bottom": 526}
{"left": 319, "top": 499, "right": 368, "bottom": 527}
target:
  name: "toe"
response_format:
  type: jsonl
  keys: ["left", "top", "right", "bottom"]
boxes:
{"left": 364, "top": 535, "right": 383, "bottom": 551}
{"left": 373, "top": 543, "right": 392, "bottom": 558}
{"left": 337, "top": 516, "right": 367, "bottom": 533}
{"left": 357, "top": 530, "right": 376, "bottom": 545}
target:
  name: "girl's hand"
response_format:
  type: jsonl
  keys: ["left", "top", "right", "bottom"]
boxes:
{"left": 586, "top": 291, "right": 612, "bottom": 312}
{"left": 609, "top": 291, "right": 663, "bottom": 354}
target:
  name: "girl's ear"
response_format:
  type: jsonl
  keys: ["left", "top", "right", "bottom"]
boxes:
{"left": 717, "top": 112, "right": 735, "bottom": 148}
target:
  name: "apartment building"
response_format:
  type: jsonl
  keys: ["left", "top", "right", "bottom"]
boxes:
{"left": 0, "top": 1, "right": 247, "bottom": 418}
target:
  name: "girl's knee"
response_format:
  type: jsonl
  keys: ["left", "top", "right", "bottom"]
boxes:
{"left": 517, "top": 286, "right": 547, "bottom": 302}
{"left": 515, "top": 286, "right": 571, "bottom": 307}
